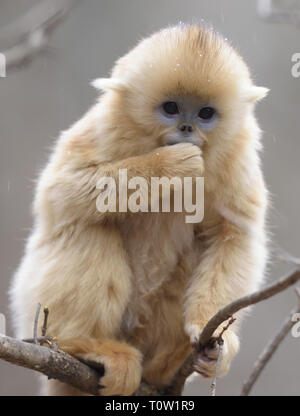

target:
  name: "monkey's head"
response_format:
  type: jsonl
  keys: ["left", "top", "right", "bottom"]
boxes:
{"left": 93, "top": 24, "right": 268, "bottom": 155}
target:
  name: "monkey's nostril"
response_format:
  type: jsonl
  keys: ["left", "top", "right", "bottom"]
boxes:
{"left": 179, "top": 124, "right": 193, "bottom": 133}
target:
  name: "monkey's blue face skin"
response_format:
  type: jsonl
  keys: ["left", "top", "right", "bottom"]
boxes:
{"left": 156, "top": 95, "right": 219, "bottom": 146}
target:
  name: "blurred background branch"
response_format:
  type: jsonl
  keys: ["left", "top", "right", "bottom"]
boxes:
{"left": 241, "top": 289, "right": 300, "bottom": 396}
{"left": 257, "top": 0, "right": 300, "bottom": 27}
{"left": 0, "top": 0, "right": 78, "bottom": 71}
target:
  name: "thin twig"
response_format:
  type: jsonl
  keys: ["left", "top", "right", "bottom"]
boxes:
{"left": 42, "top": 307, "right": 49, "bottom": 337}
{"left": 210, "top": 317, "right": 235, "bottom": 396}
{"left": 211, "top": 339, "right": 224, "bottom": 396}
{"left": 218, "top": 316, "right": 236, "bottom": 339}
{"left": 23, "top": 336, "right": 54, "bottom": 344}
{"left": 276, "top": 247, "right": 300, "bottom": 266}
{"left": 240, "top": 304, "right": 300, "bottom": 396}
{"left": 33, "top": 303, "right": 41, "bottom": 345}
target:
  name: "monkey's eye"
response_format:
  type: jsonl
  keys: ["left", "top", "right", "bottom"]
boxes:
{"left": 198, "top": 107, "right": 215, "bottom": 120}
{"left": 162, "top": 101, "right": 179, "bottom": 115}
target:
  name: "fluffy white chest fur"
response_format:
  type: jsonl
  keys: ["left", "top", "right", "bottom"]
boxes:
{"left": 119, "top": 212, "right": 196, "bottom": 332}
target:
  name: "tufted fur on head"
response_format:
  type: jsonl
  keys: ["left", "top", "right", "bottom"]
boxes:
{"left": 88, "top": 24, "right": 268, "bottom": 166}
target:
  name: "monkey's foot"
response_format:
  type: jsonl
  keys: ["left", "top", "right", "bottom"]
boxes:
{"left": 192, "top": 338, "right": 220, "bottom": 378}
{"left": 185, "top": 323, "right": 240, "bottom": 378}
{"left": 58, "top": 338, "right": 142, "bottom": 396}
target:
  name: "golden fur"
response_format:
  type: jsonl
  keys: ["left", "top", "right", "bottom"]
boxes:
{"left": 10, "top": 24, "right": 268, "bottom": 395}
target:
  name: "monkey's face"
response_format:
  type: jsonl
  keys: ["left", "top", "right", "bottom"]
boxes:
{"left": 122, "top": 70, "right": 265, "bottom": 156}
{"left": 156, "top": 95, "right": 219, "bottom": 148}
{"left": 96, "top": 24, "right": 268, "bottom": 155}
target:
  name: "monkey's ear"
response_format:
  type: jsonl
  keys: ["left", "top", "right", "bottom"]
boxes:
{"left": 91, "top": 77, "right": 128, "bottom": 92}
{"left": 246, "top": 86, "right": 269, "bottom": 103}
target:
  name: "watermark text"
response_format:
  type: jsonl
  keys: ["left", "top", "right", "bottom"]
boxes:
{"left": 0, "top": 53, "right": 6, "bottom": 77}
{"left": 291, "top": 53, "right": 300, "bottom": 78}
{"left": 0, "top": 313, "right": 6, "bottom": 335}
{"left": 96, "top": 169, "right": 204, "bottom": 223}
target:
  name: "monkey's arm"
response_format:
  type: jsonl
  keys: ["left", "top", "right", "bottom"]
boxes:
{"left": 35, "top": 140, "right": 202, "bottom": 226}
{"left": 184, "top": 170, "right": 268, "bottom": 376}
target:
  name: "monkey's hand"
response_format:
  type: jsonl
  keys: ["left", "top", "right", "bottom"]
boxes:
{"left": 58, "top": 338, "right": 143, "bottom": 396}
{"left": 187, "top": 325, "right": 239, "bottom": 378}
{"left": 155, "top": 142, "right": 204, "bottom": 178}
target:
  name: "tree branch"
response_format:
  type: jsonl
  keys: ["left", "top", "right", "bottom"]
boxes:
{"left": 163, "top": 269, "right": 300, "bottom": 395}
{"left": 240, "top": 288, "right": 300, "bottom": 396}
{"left": 198, "top": 269, "right": 300, "bottom": 347}
{"left": 0, "top": 334, "right": 101, "bottom": 395}
{"left": 33, "top": 303, "right": 41, "bottom": 345}
{"left": 0, "top": 269, "right": 299, "bottom": 396}
{"left": 0, "top": 0, "right": 78, "bottom": 71}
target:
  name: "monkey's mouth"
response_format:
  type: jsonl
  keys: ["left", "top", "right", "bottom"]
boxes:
{"left": 164, "top": 134, "right": 203, "bottom": 148}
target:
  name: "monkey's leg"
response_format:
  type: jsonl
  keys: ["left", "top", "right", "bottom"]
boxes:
{"left": 142, "top": 341, "right": 191, "bottom": 388}
{"left": 15, "top": 225, "right": 142, "bottom": 396}
{"left": 53, "top": 338, "right": 142, "bottom": 396}
{"left": 40, "top": 338, "right": 142, "bottom": 396}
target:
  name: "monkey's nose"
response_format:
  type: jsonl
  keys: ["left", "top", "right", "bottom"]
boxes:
{"left": 178, "top": 124, "right": 193, "bottom": 133}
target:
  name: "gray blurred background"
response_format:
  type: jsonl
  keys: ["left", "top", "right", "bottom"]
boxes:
{"left": 0, "top": 0, "right": 299, "bottom": 396}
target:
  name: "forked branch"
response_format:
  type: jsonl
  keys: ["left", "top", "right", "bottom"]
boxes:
{"left": 0, "top": 268, "right": 299, "bottom": 396}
